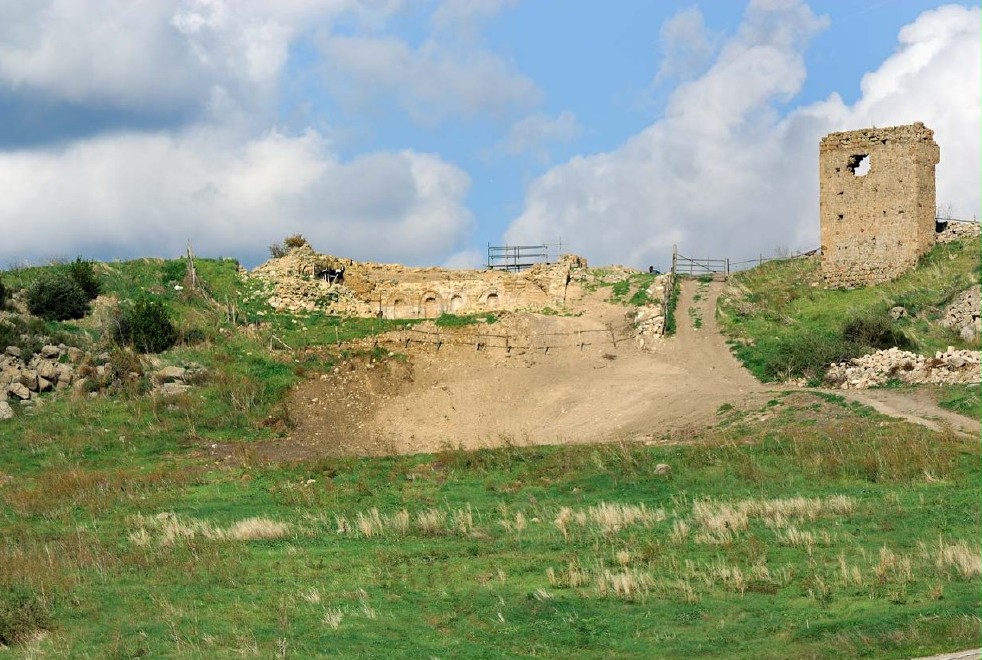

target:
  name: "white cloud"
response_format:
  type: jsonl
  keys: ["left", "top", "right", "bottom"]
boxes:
{"left": 0, "top": 128, "right": 473, "bottom": 267}
{"left": 320, "top": 33, "right": 540, "bottom": 123}
{"left": 443, "top": 248, "right": 486, "bottom": 269}
{"left": 505, "top": 1, "right": 980, "bottom": 268}
{"left": 500, "top": 111, "right": 581, "bottom": 161}
{"left": 654, "top": 6, "right": 717, "bottom": 83}
{"left": 0, "top": 0, "right": 335, "bottom": 119}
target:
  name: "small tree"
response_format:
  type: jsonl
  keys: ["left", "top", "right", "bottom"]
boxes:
{"left": 65, "top": 257, "right": 100, "bottom": 300}
{"left": 112, "top": 297, "right": 178, "bottom": 353}
{"left": 26, "top": 273, "right": 89, "bottom": 321}
{"left": 283, "top": 234, "right": 308, "bottom": 249}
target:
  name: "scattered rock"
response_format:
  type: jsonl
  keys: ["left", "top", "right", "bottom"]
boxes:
{"left": 826, "top": 346, "right": 981, "bottom": 389}
{"left": 654, "top": 463, "right": 671, "bottom": 476}
{"left": 0, "top": 400, "right": 13, "bottom": 420}
{"left": 39, "top": 345, "right": 61, "bottom": 359}
{"left": 7, "top": 382, "right": 31, "bottom": 400}
{"left": 889, "top": 306, "right": 907, "bottom": 320}
{"left": 4, "top": 346, "right": 21, "bottom": 358}
{"left": 159, "top": 382, "right": 192, "bottom": 397}
{"left": 155, "top": 366, "right": 187, "bottom": 383}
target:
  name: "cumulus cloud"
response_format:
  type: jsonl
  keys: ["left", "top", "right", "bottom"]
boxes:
{"left": 0, "top": 128, "right": 473, "bottom": 268}
{"left": 320, "top": 33, "right": 540, "bottom": 123}
{"left": 500, "top": 110, "right": 581, "bottom": 161}
{"left": 654, "top": 6, "right": 717, "bottom": 83}
{"left": 505, "top": 1, "right": 980, "bottom": 268}
{"left": 0, "top": 0, "right": 491, "bottom": 267}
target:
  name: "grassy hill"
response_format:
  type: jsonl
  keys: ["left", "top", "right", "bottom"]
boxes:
{"left": 1, "top": 255, "right": 979, "bottom": 657}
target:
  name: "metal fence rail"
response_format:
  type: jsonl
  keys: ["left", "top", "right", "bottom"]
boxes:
{"left": 487, "top": 240, "right": 565, "bottom": 272}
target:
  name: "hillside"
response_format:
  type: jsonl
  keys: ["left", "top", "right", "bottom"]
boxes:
{"left": 0, "top": 250, "right": 979, "bottom": 657}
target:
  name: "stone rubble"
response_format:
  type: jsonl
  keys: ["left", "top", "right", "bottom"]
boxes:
{"left": 633, "top": 274, "right": 673, "bottom": 348}
{"left": 942, "top": 285, "right": 981, "bottom": 341}
{"left": 2, "top": 344, "right": 77, "bottom": 404}
{"left": 936, "top": 220, "right": 981, "bottom": 243}
{"left": 826, "top": 346, "right": 981, "bottom": 389}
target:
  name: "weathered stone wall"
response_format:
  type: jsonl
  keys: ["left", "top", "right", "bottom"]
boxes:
{"left": 250, "top": 245, "right": 588, "bottom": 319}
{"left": 820, "top": 122, "right": 940, "bottom": 288}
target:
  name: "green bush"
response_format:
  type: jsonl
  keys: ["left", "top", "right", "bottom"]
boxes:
{"left": 65, "top": 257, "right": 100, "bottom": 300}
{"left": 161, "top": 259, "right": 188, "bottom": 285}
{"left": 842, "top": 315, "right": 912, "bottom": 350}
{"left": 0, "top": 588, "right": 51, "bottom": 646}
{"left": 26, "top": 273, "right": 90, "bottom": 320}
{"left": 112, "top": 297, "right": 178, "bottom": 353}
{"left": 0, "top": 276, "right": 6, "bottom": 308}
{"left": 734, "top": 330, "right": 862, "bottom": 383}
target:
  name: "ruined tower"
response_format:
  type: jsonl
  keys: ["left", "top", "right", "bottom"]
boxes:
{"left": 819, "top": 122, "right": 940, "bottom": 287}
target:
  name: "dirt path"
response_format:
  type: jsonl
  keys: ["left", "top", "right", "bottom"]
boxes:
{"left": 828, "top": 387, "right": 980, "bottom": 439}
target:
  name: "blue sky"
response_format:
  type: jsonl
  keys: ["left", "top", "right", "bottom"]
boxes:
{"left": 0, "top": 0, "right": 978, "bottom": 270}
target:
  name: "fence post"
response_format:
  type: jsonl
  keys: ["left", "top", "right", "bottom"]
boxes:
{"left": 671, "top": 244, "right": 677, "bottom": 277}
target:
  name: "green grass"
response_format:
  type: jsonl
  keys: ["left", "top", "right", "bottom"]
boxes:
{"left": 935, "top": 384, "right": 981, "bottom": 418}
{"left": 718, "top": 238, "right": 980, "bottom": 382}
{"left": 589, "top": 271, "right": 658, "bottom": 306}
{"left": 434, "top": 312, "right": 498, "bottom": 327}
{"left": 1, "top": 258, "right": 979, "bottom": 658}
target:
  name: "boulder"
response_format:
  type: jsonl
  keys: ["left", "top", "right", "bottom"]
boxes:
{"left": 4, "top": 346, "right": 21, "bottom": 358}
{"left": 7, "top": 382, "right": 31, "bottom": 400}
{"left": 159, "top": 382, "right": 191, "bottom": 396}
{"left": 155, "top": 366, "right": 187, "bottom": 383}
{"left": 0, "top": 400, "right": 13, "bottom": 420}
{"left": 37, "top": 377, "right": 53, "bottom": 392}
{"left": 67, "top": 347, "right": 84, "bottom": 363}
{"left": 39, "top": 345, "right": 61, "bottom": 359}
{"left": 18, "top": 370, "right": 38, "bottom": 391}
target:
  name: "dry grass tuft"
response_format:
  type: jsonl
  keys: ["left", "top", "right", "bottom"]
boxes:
{"left": 925, "top": 538, "right": 982, "bottom": 579}
{"left": 226, "top": 517, "right": 291, "bottom": 541}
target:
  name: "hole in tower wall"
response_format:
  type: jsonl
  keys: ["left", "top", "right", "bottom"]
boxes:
{"left": 847, "top": 154, "right": 870, "bottom": 176}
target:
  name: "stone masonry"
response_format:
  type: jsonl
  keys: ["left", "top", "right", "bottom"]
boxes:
{"left": 250, "top": 244, "right": 588, "bottom": 319}
{"left": 819, "top": 122, "right": 940, "bottom": 288}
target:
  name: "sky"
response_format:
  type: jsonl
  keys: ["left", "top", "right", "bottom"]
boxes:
{"left": 0, "top": 0, "right": 978, "bottom": 271}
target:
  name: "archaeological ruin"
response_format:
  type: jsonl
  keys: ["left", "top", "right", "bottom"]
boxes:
{"left": 249, "top": 244, "right": 588, "bottom": 319}
{"left": 819, "top": 122, "right": 940, "bottom": 288}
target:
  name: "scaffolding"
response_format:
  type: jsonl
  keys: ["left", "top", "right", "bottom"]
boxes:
{"left": 487, "top": 240, "right": 564, "bottom": 272}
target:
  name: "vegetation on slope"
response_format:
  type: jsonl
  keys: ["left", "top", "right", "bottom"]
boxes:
{"left": 1, "top": 255, "right": 979, "bottom": 657}
{"left": 717, "top": 238, "right": 980, "bottom": 384}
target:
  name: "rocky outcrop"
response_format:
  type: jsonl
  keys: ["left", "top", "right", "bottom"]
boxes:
{"left": 634, "top": 274, "right": 673, "bottom": 348}
{"left": 2, "top": 344, "right": 78, "bottom": 404}
{"left": 826, "top": 346, "right": 981, "bottom": 389}
{"left": 942, "top": 286, "right": 980, "bottom": 341}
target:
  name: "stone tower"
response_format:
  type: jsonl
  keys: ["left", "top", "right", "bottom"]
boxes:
{"left": 819, "top": 122, "right": 940, "bottom": 287}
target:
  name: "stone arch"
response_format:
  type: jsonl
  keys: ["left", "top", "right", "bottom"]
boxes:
{"left": 479, "top": 290, "right": 501, "bottom": 309}
{"left": 420, "top": 291, "right": 443, "bottom": 318}
{"left": 386, "top": 294, "right": 413, "bottom": 319}
{"left": 449, "top": 294, "right": 465, "bottom": 313}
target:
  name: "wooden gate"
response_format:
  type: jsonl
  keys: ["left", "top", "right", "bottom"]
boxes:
{"left": 671, "top": 245, "right": 729, "bottom": 279}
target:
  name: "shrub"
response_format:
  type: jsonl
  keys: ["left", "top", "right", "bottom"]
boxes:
{"left": 283, "top": 234, "right": 308, "bottom": 249}
{"left": 268, "top": 243, "right": 288, "bottom": 259}
{"left": 65, "top": 256, "right": 100, "bottom": 300}
{"left": 0, "top": 588, "right": 51, "bottom": 646}
{"left": 842, "top": 315, "right": 912, "bottom": 350}
{"left": 26, "top": 273, "right": 90, "bottom": 321}
{"left": 0, "top": 276, "right": 6, "bottom": 309}
{"left": 161, "top": 259, "right": 188, "bottom": 285}
{"left": 112, "top": 297, "right": 178, "bottom": 353}
{"left": 734, "top": 330, "right": 861, "bottom": 383}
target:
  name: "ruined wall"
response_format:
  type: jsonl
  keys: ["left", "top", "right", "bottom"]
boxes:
{"left": 250, "top": 245, "right": 587, "bottom": 318}
{"left": 819, "top": 122, "right": 940, "bottom": 288}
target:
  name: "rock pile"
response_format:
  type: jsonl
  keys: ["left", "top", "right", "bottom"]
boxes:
{"left": 634, "top": 274, "right": 673, "bottom": 348}
{"left": 2, "top": 344, "right": 77, "bottom": 404}
{"left": 942, "top": 286, "right": 981, "bottom": 341}
{"left": 826, "top": 346, "right": 981, "bottom": 389}
{"left": 936, "top": 220, "right": 981, "bottom": 243}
